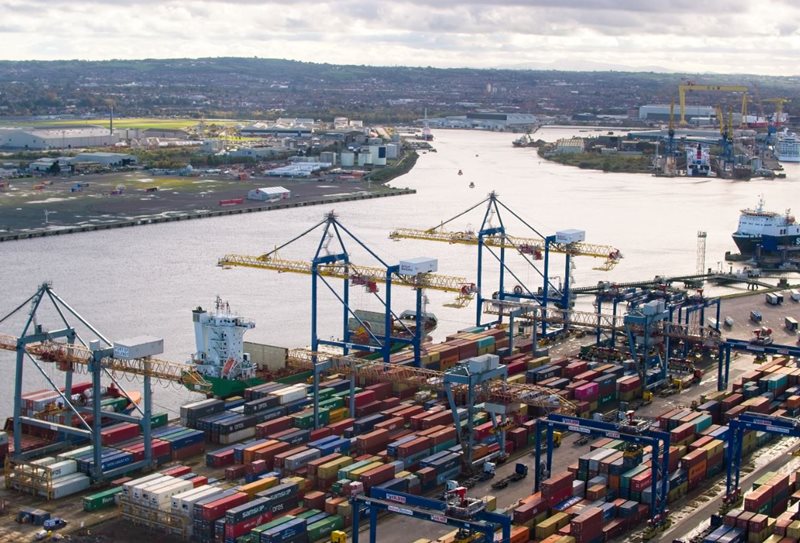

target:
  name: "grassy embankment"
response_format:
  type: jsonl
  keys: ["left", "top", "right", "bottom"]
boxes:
{"left": 538, "top": 147, "right": 651, "bottom": 173}
{"left": 366, "top": 150, "right": 419, "bottom": 184}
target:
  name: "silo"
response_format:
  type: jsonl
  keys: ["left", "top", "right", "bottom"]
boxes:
{"left": 340, "top": 151, "right": 355, "bottom": 167}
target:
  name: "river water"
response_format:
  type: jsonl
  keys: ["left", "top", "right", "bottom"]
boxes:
{"left": 1, "top": 127, "right": 798, "bottom": 416}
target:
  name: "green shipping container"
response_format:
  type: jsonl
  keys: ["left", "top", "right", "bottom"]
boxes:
{"left": 319, "top": 397, "right": 344, "bottom": 410}
{"left": 151, "top": 412, "right": 168, "bottom": 428}
{"left": 251, "top": 515, "right": 295, "bottom": 535}
{"left": 277, "top": 371, "right": 312, "bottom": 385}
{"left": 308, "top": 515, "right": 344, "bottom": 542}
{"left": 317, "top": 388, "right": 335, "bottom": 400}
{"left": 83, "top": 486, "right": 123, "bottom": 511}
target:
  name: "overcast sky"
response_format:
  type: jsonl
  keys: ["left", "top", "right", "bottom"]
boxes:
{"left": 3, "top": 0, "right": 800, "bottom": 74}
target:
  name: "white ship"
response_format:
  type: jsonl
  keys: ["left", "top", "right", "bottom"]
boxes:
{"left": 190, "top": 297, "right": 256, "bottom": 383}
{"left": 686, "top": 143, "right": 711, "bottom": 177}
{"left": 776, "top": 130, "right": 800, "bottom": 163}
{"left": 732, "top": 196, "right": 800, "bottom": 255}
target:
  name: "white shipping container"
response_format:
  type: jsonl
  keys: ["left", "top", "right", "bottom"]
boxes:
{"left": 555, "top": 229, "right": 586, "bottom": 244}
{"left": 113, "top": 336, "right": 164, "bottom": 360}
{"left": 45, "top": 459, "right": 77, "bottom": 479}
{"left": 150, "top": 480, "right": 193, "bottom": 510}
{"left": 46, "top": 473, "right": 91, "bottom": 499}
{"left": 141, "top": 477, "right": 183, "bottom": 506}
{"left": 791, "top": 290, "right": 800, "bottom": 302}
{"left": 172, "top": 484, "right": 215, "bottom": 513}
{"left": 30, "top": 456, "right": 57, "bottom": 467}
{"left": 399, "top": 257, "right": 438, "bottom": 276}
{"left": 134, "top": 476, "right": 175, "bottom": 503}
{"left": 180, "top": 486, "right": 224, "bottom": 517}
{"left": 219, "top": 427, "right": 256, "bottom": 444}
{"left": 123, "top": 473, "right": 164, "bottom": 499}
{"left": 275, "top": 388, "right": 306, "bottom": 405}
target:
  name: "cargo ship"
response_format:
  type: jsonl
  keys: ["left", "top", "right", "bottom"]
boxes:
{"left": 189, "top": 297, "right": 264, "bottom": 399}
{"left": 732, "top": 197, "right": 800, "bottom": 256}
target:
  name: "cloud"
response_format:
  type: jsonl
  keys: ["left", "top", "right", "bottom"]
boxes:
{"left": 1, "top": 0, "right": 799, "bottom": 75}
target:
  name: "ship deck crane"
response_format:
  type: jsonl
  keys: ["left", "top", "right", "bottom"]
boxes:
{"left": 390, "top": 192, "right": 622, "bottom": 336}
{"left": 0, "top": 283, "right": 210, "bottom": 487}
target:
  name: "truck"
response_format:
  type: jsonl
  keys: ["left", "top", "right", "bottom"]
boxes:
{"left": 791, "top": 290, "right": 800, "bottom": 302}
{"left": 766, "top": 293, "right": 781, "bottom": 306}
{"left": 750, "top": 311, "right": 762, "bottom": 323}
{"left": 786, "top": 317, "right": 799, "bottom": 332}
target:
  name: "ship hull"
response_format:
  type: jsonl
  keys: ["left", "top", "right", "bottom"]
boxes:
{"left": 733, "top": 233, "right": 800, "bottom": 255}
{"left": 205, "top": 376, "right": 265, "bottom": 398}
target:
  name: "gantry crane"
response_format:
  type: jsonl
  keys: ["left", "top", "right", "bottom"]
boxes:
{"left": 715, "top": 106, "right": 736, "bottom": 169}
{"left": 679, "top": 83, "right": 748, "bottom": 126}
{"left": 390, "top": 192, "right": 622, "bottom": 336}
{"left": 764, "top": 97, "right": 790, "bottom": 128}
{"left": 219, "top": 212, "right": 476, "bottom": 371}
{"left": 0, "top": 283, "right": 210, "bottom": 486}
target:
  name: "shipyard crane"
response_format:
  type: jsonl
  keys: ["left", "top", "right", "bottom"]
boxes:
{"left": 0, "top": 283, "right": 211, "bottom": 486}
{"left": 715, "top": 106, "right": 736, "bottom": 169}
{"left": 389, "top": 192, "right": 622, "bottom": 336}
{"left": 219, "top": 212, "right": 476, "bottom": 373}
{"left": 764, "top": 98, "right": 790, "bottom": 128}
{"left": 678, "top": 83, "right": 748, "bottom": 126}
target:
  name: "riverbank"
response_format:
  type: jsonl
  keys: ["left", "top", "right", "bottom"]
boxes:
{"left": 0, "top": 186, "right": 415, "bottom": 243}
{"left": 367, "top": 150, "right": 419, "bottom": 184}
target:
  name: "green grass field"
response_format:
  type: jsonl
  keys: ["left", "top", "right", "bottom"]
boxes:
{"left": 5, "top": 118, "right": 243, "bottom": 130}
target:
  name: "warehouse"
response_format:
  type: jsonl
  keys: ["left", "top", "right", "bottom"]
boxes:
{"left": 0, "top": 127, "right": 122, "bottom": 150}
{"left": 72, "top": 152, "right": 137, "bottom": 167}
{"left": 638, "top": 104, "right": 716, "bottom": 122}
{"left": 246, "top": 186, "right": 291, "bottom": 201}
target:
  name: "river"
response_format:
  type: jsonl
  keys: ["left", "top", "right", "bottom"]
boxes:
{"left": 1, "top": 127, "right": 798, "bottom": 416}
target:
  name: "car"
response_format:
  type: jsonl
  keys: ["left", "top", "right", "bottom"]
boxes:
{"left": 42, "top": 518, "right": 66, "bottom": 530}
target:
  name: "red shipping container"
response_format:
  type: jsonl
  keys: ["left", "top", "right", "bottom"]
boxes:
{"left": 172, "top": 440, "right": 204, "bottom": 461}
{"left": 512, "top": 493, "right": 545, "bottom": 524}
{"left": 360, "top": 463, "right": 396, "bottom": 489}
{"left": 190, "top": 475, "right": 208, "bottom": 487}
{"left": 327, "top": 418, "right": 354, "bottom": 436}
{"left": 225, "top": 497, "right": 299, "bottom": 540}
{"left": 379, "top": 397, "right": 401, "bottom": 410}
{"left": 306, "top": 453, "right": 341, "bottom": 479}
{"left": 161, "top": 465, "right": 192, "bottom": 477}
{"left": 394, "top": 405, "right": 424, "bottom": 422}
{"left": 410, "top": 409, "right": 440, "bottom": 430}
{"left": 273, "top": 446, "right": 308, "bottom": 470}
{"left": 309, "top": 427, "right": 333, "bottom": 442}
{"left": 101, "top": 422, "right": 139, "bottom": 446}
{"left": 355, "top": 401, "right": 382, "bottom": 418}
{"left": 256, "top": 416, "right": 294, "bottom": 438}
{"left": 397, "top": 437, "right": 432, "bottom": 457}
{"left": 421, "top": 411, "right": 453, "bottom": 430}
{"left": 204, "top": 494, "right": 249, "bottom": 520}
{"left": 365, "top": 382, "right": 392, "bottom": 401}
{"left": 304, "top": 491, "right": 326, "bottom": 510}
{"left": 253, "top": 442, "right": 292, "bottom": 470}
{"left": 430, "top": 427, "right": 457, "bottom": 446}
{"left": 225, "top": 465, "right": 246, "bottom": 480}
{"left": 246, "top": 459, "right": 268, "bottom": 476}
{"left": 375, "top": 417, "right": 405, "bottom": 433}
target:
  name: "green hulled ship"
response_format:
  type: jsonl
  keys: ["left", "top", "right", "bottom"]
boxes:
{"left": 188, "top": 297, "right": 264, "bottom": 398}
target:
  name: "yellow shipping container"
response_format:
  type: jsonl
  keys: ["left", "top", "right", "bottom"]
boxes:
{"left": 786, "top": 520, "right": 800, "bottom": 540}
{"left": 507, "top": 374, "right": 526, "bottom": 384}
{"left": 535, "top": 512, "right": 569, "bottom": 540}
{"left": 763, "top": 535, "right": 783, "bottom": 543}
{"left": 328, "top": 407, "right": 348, "bottom": 424}
{"left": 483, "top": 495, "right": 497, "bottom": 512}
{"left": 284, "top": 475, "right": 309, "bottom": 492}
{"left": 236, "top": 476, "right": 277, "bottom": 498}
{"left": 336, "top": 500, "right": 352, "bottom": 520}
{"left": 318, "top": 456, "right": 354, "bottom": 480}
{"left": 348, "top": 461, "right": 384, "bottom": 480}
{"left": 556, "top": 537, "right": 576, "bottom": 543}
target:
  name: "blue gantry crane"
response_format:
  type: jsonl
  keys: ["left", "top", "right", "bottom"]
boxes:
{"left": 534, "top": 413, "right": 671, "bottom": 525}
{"left": 0, "top": 283, "right": 210, "bottom": 486}
{"left": 718, "top": 339, "right": 800, "bottom": 391}
{"left": 390, "top": 192, "right": 623, "bottom": 337}
{"left": 351, "top": 485, "right": 512, "bottom": 543}
{"left": 724, "top": 413, "right": 800, "bottom": 502}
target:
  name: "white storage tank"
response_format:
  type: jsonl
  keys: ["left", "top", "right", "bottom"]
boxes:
{"left": 358, "top": 151, "right": 372, "bottom": 166}
{"left": 340, "top": 151, "right": 355, "bottom": 167}
{"left": 386, "top": 144, "right": 399, "bottom": 159}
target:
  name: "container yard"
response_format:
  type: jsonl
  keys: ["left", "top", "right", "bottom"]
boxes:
{"left": 2, "top": 193, "right": 800, "bottom": 543}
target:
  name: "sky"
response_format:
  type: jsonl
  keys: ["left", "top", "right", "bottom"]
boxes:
{"left": 2, "top": 0, "right": 800, "bottom": 75}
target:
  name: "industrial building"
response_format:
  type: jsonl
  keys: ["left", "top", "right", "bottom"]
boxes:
{"left": 0, "top": 127, "right": 122, "bottom": 150}
{"left": 246, "top": 186, "right": 291, "bottom": 201}
{"left": 240, "top": 119, "right": 316, "bottom": 137}
{"left": 423, "top": 113, "right": 537, "bottom": 130}
{"left": 72, "top": 152, "right": 137, "bottom": 167}
{"left": 639, "top": 104, "right": 716, "bottom": 122}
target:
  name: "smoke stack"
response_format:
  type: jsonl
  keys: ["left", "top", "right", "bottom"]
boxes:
{"left": 110, "top": 106, "right": 113, "bottom": 135}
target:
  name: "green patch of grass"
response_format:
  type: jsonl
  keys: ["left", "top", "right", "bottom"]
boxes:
{"left": 12, "top": 118, "right": 241, "bottom": 131}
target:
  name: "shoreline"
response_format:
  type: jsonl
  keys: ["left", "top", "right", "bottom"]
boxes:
{"left": 0, "top": 187, "right": 416, "bottom": 243}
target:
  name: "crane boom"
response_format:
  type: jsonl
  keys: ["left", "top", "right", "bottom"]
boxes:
{"left": 679, "top": 84, "right": 748, "bottom": 125}
{"left": 389, "top": 228, "right": 622, "bottom": 271}
{"left": 0, "top": 333, "right": 211, "bottom": 393}
{"left": 219, "top": 253, "right": 477, "bottom": 297}
{"left": 286, "top": 348, "right": 576, "bottom": 413}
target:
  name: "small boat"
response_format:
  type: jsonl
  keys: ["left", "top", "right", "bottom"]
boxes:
{"left": 458, "top": 170, "right": 463, "bottom": 176}
{"left": 469, "top": 182, "right": 475, "bottom": 189}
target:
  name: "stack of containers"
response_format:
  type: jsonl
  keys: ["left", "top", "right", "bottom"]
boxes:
{"left": 193, "top": 490, "right": 249, "bottom": 543}
{"left": 181, "top": 398, "right": 225, "bottom": 428}
{"left": 541, "top": 471, "right": 574, "bottom": 508}
{"left": 571, "top": 506, "right": 604, "bottom": 543}
{"left": 152, "top": 426, "right": 205, "bottom": 459}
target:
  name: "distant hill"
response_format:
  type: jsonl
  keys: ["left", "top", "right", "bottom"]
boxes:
{"left": 0, "top": 57, "right": 796, "bottom": 122}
